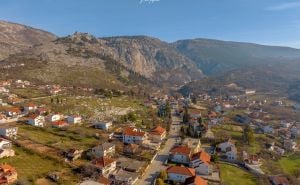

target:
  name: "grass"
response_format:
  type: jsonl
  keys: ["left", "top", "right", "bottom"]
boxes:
{"left": 18, "top": 124, "right": 99, "bottom": 150}
{"left": 0, "top": 146, "right": 63, "bottom": 183}
{"left": 279, "top": 154, "right": 300, "bottom": 175}
{"left": 11, "top": 88, "right": 48, "bottom": 99}
{"left": 219, "top": 163, "right": 258, "bottom": 185}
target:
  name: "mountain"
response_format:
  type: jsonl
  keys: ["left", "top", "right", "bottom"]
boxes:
{"left": 0, "top": 31, "right": 203, "bottom": 90}
{"left": 173, "top": 38, "right": 300, "bottom": 75}
{"left": 0, "top": 20, "right": 56, "bottom": 60}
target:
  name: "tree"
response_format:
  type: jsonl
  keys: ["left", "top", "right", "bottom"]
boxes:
{"left": 159, "top": 170, "right": 167, "bottom": 181}
{"left": 191, "top": 96, "right": 197, "bottom": 104}
{"left": 155, "top": 178, "right": 164, "bottom": 185}
{"left": 182, "top": 107, "right": 190, "bottom": 123}
{"left": 211, "top": 153, "right": 219, "bottom": 162}
{"left": 243, "top": 125, "right": 255, "bottom": 145}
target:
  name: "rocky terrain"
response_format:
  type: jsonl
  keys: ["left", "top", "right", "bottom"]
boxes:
{"left": 0, "top": 20, "right": 56, "bottom": 60}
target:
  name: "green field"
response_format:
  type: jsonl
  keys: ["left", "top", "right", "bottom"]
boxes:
{"left": 279, "top": 154, "right": 300, "bottom": 175}
{"left": 18, "top": 124, "right": 100, "bottom": 150}
{"left": 0, "top": 146, "right": 63, "bottom": 184}
{"left": 219, "top": 163, "right": 258, "bottom": 185}
{"left": 11, "top": 88, "right": 49, "bottom": 99}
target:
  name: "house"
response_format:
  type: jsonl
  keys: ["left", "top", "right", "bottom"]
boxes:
{"left": 167, "top": 166, "right": 195, "bottom": 183}
{"left": 67, "top": 115, "right": 82, "bottom": 124}
{"left": 94, "top": 121, "right": 113, "bottom": 131}
{"left": 283, "top": 139, "right": 297, "bottom": 151}
{"left": 89, "top": 143, "right": 115, "bottom": 158}
{"left": 123, "top": 143, "right": 139, "bottom": 155}
{"left": 110, "top": 169, "right": 139, "bottom": 185}
{"left": 64, "top": 149, "right": 83, "bottom": 161}
{"left": 47, "top": 114, "right": 62, "bottom": 122}
{"left": 225, "top": 145, "right": 237, "bottom": 161}
{"left": 281, "top": 121, "right": 292, "bottom": 128}
{"left": 190, "top": 109, "right": 201, "bottom": 119}
{"left": 243, "top": 151, "right": 261, "bottom": 165}
{"left": 189, "top": 151, "right": 211, "bottom": 175}
{"left": 184, "top": 176, "right": 207, "bottom": 185}
{"left": 98, "top": 175, "right": 110, "bottom": 185}
{"left": 52, "top": 120, "right": 69, "bottom": 128}
{"left": 36, "top": 107, "right": 49, "bottom": 115}
{"left": 0, "top": 148, "right": 15, "bottom": 158}
{"left": 27, "top": 114, "right": 45, "bottom": 127}
{"left": 23, "top": 102, "right": 37, "bottom": 112}
{"left": 149, "top": 126, "right": 166, "bottom": 143}
{"left": 263, "top": 125, "right": 274, "bottom": 134}
{"left": 274, "top": 146, "right": 285, "bottom": 156}
{"left": 0, "top": 125, "right": 18, "bottom": 139}
{"left": 0, "top": 138, "right": 12, "bottom": 149}
{"left": 92, "top": 157, "right": 116, "bottom": 177}
{"left": 218, "top": 139, "right": 235, "bottom": 152}
{"left": 0, "top": 164, "right": 18, "bottom": 184}
{"left": 290, "top": 126, "right": 300, "bottom": 138}
{"left": 122, "top": 127, "right": 146, "bottom": 144}
{"left": 245, "top": 89, "right": 256, "bottom": 95}
{"left": 269, "top": 175, "right": 289, "bottom": 185}
{"left": 5, "top": 108, "right": 21, "bottom": 117}
{"left": 182, "top": 138, "right": 201, "bottom": 153}
{"left": 234, "top": 115, "right": 251, "bottom": 124}
{"left": 169, "top": 145, "right": 192, "bottom": 165}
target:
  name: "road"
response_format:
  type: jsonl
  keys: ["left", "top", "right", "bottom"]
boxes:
{"left": 136, "top": 111, "right": 181, "bottom": 185}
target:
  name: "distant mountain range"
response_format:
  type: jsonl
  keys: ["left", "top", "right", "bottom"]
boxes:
{"left": 1, "top": 20, "right": 300, "bottom": 100}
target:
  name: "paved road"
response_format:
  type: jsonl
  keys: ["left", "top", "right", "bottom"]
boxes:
{"left": 136, "top": 111, "right": 181, "bottom": 185}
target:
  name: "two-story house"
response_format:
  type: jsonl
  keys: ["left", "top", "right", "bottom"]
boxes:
{"left": 92, "top": 157, "right": 116, "bottom": 177}
{"left": 122, "top": 127, "right": 146, "bottom": 144}
{"left": 167, "top": 166, "right": 195, "bottom": 183}
{"left": 189, "top": 151, "right": 211, "bottom": 175}
{"left": 169, "top": 145, "right": 192, "bottom": 165}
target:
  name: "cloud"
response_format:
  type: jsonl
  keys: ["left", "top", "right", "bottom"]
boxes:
{"left": 266, "top": 2, "right": 300, "bottom": 11}
{"left": 139, "top": 0, "right": 160, "bottom": 4}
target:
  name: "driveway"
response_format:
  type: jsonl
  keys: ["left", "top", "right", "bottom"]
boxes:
{"left": 136, "top": 111, "right": 181, "bottom": 185}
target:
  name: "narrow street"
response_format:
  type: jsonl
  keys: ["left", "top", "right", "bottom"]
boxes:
{"left": 137, "top": 110, "right": 181, "bottom": 185}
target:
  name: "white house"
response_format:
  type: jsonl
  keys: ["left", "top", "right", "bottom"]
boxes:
{"left": 67, "top": 115, "right": 82, "bottom": 124}
{"left": 218, "top": 139, "right": 235, "bottom": 152}
{"left": 0, "top": 138, "right": 12, "bottom": 149}
{"left": 28, "top": 114, "right": 45, "bottom": 127}
{"left": 149, "top": 126, "right": 166, "bottom": 143}
{"left": 122, "top": 127, "right": 146, "bottom": 144}
{"left": 47, "top": 114, "right": 62, "bottom": 122}
{"left": 281, "top": 121, "right": 292, "bottom": 128}
{"left": 89, "top": 142, "right": 115, "bottom": 158}
{"left": 225, "top": 146, "right": 237, "bottom": 161}
{"left": 167, "top": 166, "right": 195, "bottom": 183}
{"left": 0, "top": 148, "right": 15, "bottom": 158}
{"left": 169, "top": 145, "right": 192, "bottom": 165}
{"left": 94, "top": 121, "right": 113, "bottom": 131}
{"left": 189, "top": 151, "right": 211, "bottom": 175}
{"left": 92, "top": 157, "right": 116, "bottom": 177}
{"left": 0, "top": 125, "right": 18, "bottom": 139}
{"left": 23, "top": 103, "right": 37, "bottom": 112}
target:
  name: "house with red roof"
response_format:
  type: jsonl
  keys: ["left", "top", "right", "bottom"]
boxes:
{"left": 0, "top": 164, "right": 17, "bottom": 184}
{"left": 185, "top": 175, "right": 207, "bottom": 185}
{"left": 23, "top": 102, "right": 37, "bottom": 112}
{"left": 169, "top": 145, "right": 192, "bottom": 165}
{"left": 189, "top": 151, "right": 212, "bottom": 175}
{"left": 149, "top": 126, "right": 166, "bottom": 143}
{"left": 27, "top": 114, "right": 45, "bottom": 127}
{"left": 5, "top": 108, "right": 21, "bottom": 117}
{"left": 167, "top": 166, "right": 195, "bottom": 183}
{"left": 269, "top": 175, "right": 289, "bottom": 185}
{"left": 52, "top": 120, "right": 69, "bottom": 128}
{"left": 122, "top": 127, "right": 146, "bottom": 144}
{"left": 92, "top": 157, "right": 116, "bottom": 177}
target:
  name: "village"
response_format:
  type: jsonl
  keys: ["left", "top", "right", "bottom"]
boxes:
{"left": 0, "top": 79, "right": 299, "bottom": 185}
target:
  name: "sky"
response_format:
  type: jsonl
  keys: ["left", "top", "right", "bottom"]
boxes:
{"left": 0, "top": 0, "right": 300, "bottom": 48}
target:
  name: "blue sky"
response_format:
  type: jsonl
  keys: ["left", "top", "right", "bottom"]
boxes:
{"left": 0, "top": 0, "right": 300, "bottom": 48}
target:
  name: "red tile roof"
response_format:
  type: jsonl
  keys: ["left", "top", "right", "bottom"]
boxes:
{"left": 98, "top": 175, "right": 110, "bottom": 185}
{"left": 191, "top": 151, "right": 211, "bottom": 165}
{"left": 170, "top": 146, "right": 191, "bottom": 156}
{"left": 167, "top": 166, "right": 195, "bottom": 176}
{"left": 93, "top": 157, "right": 115, "bottom": 168}
{"left": 6, "top": 107, "right": 21, "bottom": 113}
{"left": 270, "top": 176, "right": 289, "bottom": 185}
{"left": 151, "top": 126, "right": 166, "bottom": 135}
{"left": 123, "top": 127, "right": 145, "bottom": 137}
{"left": 185, "top": 176, "right": 207, "bottom": 185}
{"left": 25, "top": 102, "right": 36, "bottom": 107}
{"left": 52, "top": 120, "right": 68, "bottom": 126}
